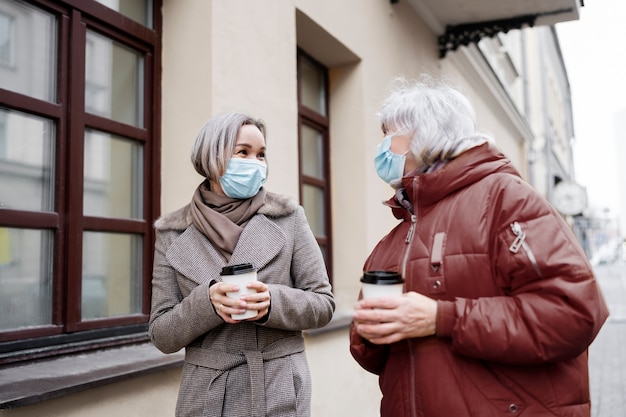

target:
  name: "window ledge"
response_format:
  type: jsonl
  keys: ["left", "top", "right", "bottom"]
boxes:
{"left": 0, "top": 313, "right": 353, "bottom": 410}
{"left": 304, "top": 311, "right": 352, "bottom": 336}
{"left": 0, "top": 342, "right": 184, "bottom": 410}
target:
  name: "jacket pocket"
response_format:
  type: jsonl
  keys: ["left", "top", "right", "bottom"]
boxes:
{"left": 498, "top": 214, "right": 591, "bottom": 291}
{"left": 443, "top": 354, "right": 528, "bottom": 416}
{"left": 509, "top": 221, "right": 541, "bottom": 277}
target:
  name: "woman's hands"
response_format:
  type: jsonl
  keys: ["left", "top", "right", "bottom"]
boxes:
{"left": 353, "top": 291, "right": 438, "bottom": 344}
{"left": 210, "top": 281, "right": 271, "bottom": 324}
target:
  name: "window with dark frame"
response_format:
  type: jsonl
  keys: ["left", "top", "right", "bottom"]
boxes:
{"left": 296, "top": 50, "right": 332, "bottom": 281}
{"left": 0, "top": 0, "right": 161, "bottom": 365}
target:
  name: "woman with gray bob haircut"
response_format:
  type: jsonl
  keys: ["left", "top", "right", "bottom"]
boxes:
{"left": 150, "top": 111, "right": 334, "bottom": 417}
{"left": 351, "top": 76, "right": 607, "bottom": 416}
{"left": 191, "top": 112, "right": 267, "bottom": 181}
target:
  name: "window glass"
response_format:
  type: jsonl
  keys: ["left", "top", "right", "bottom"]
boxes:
{"left": 300, "top": 125, "right": 324, "bottom": 179}
{"left": 302, "top": 184, "right": 325, "bottom": 237}
{"left": 0, "top": 110, "right": 6, "bottom": 158}
{"left": 0, "top": 0, "right": 158, "bottom": 360}
{"left": 94, "top": 0, "right": 152, "bottom": 28}
{"left": 85, "top": 30, "right": 144, "bottom": 128}
{"left": 0, "top": 12, "right": 14, "bottom": 66}
{"left": 0, "top": 0, "right": 57, "bottom": 102}
{"left": 83, "top": 129, "right": 143, "bottom": 219}
{"left": 300, "top": 55, "right": 327, "bottom": 115}
{"left": 82, "top": 232, "right": 143, "bottom": 320}
{"left": 0, "top": 227, "right": 53, "bottom": 330}
{"left": 0, "top": 107, "right": 55, "bottom": 212}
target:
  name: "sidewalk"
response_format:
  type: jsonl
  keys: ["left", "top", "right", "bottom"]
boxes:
{"left": 589, "top": 260, "right": 626, "bottom": 417}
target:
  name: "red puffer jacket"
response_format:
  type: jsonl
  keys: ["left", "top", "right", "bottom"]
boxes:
{"left": 350, "top": 143, "right": 609, "bottom": 417}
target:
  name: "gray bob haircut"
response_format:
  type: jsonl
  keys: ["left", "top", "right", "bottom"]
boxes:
{"left": 191, "top": 112, "right": 266, "bottom": 180}
{"left": 378, "top": 75, "right": 493, "bottom": 170}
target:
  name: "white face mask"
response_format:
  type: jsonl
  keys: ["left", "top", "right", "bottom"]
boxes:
{"left": 374, "top": 135, "right": 407, "bottom": 183}
{"left": 220, "top": 158, "right": 267, "bottom": 199}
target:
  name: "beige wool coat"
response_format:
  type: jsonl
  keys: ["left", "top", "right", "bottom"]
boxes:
{"left": 149, "top": 191, "right": 335, "bottom": 417}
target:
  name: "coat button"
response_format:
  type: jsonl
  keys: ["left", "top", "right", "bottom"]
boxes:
{"left": 433, "top": 280, "right": 441, "bottom": 289}
{"left": 508, "top": 404, "right": 519, "bottom": 413}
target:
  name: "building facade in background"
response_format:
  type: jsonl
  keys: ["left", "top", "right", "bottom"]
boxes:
{"left": 0, "top": 0, "right": 583, "bottom": 415}
{"left": 616, "top": 107, "right": 626, "bottom": 245}
{"left": 582, "top": 107, "right": 626, "bottom": 266}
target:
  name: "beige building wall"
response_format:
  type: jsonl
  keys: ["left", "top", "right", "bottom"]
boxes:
{"left": 1, "top": 368, "right": 181, "bottom": 417}
{"left": 157, "top": 1, "right": 536, "bottom": 414}
{"left": 2, "top": 1, "right": 553, "bottom": 416}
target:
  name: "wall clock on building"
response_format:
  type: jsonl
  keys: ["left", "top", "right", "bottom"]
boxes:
{"left": 552, "top": 181, "right": 588, "bottom": 216}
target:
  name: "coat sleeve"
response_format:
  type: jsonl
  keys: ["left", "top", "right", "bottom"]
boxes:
{"left": 436, "top": 179, "right": 609, "bottom": 365}
{"left": 148, "top": 230, "right": 225, "bottom": 354}
{"left": 260, "top": 206, "right": 335, "bottom": 331}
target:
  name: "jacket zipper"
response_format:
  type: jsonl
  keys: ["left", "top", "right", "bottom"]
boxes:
{"left": 509, "top": 221, "right": 542, "bottom": 277}
{"left": 401, "top": 177, "right": 418, "bottom": 278}
{"left": 401, "top": 214, "right": 417, "bottom": 278}
{"left": 401, "top": 177, "right": 418, "bottom": 417}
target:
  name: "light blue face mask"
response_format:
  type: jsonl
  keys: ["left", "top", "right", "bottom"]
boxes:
{"left": 220, "top": 158, "right": 267, "bottom": 199}
{"left": 374, "top": 135, "right": 407, "bottom": 183}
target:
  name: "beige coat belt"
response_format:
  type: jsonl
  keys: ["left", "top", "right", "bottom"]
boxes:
{"left": 185, "top": 335, "right": 305, "bottom": 417}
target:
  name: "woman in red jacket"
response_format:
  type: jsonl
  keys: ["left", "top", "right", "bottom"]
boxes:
{"left": 350, "top": 76, "right": 609, "bottom": 416}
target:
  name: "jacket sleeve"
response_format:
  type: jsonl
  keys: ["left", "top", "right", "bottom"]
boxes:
{"left": 148, "top": 230, "right": 225, "bottom": 354}
{"left": 436, "top": 180, "right": 609, "bottom": 365}
{"left": 349, "top": 321, "right": 390, "bottom": 375}
{"left": 348, "top": 240, "right": 397, "bottom": 374}
{"left": 260, "top": 206, "right": 335, "bottom": 331}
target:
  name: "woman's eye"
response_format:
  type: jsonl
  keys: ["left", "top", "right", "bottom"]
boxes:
{"left": 258, "top": 153, "right": 266, "bottom": 159}
{"left": 236, "top": 149, "right": 248, "bottom": 156}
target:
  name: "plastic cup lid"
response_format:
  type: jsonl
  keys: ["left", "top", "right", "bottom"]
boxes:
{"left": 361, "top": 270, "right": 404, "bottom": 285}
{"left": 220, "top": 263, "right": 256, "bottom": 275}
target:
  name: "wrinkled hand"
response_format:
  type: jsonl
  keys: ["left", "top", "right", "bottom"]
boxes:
{"left": 210, "top": 281, "right": 271, "bottom": 324}
{"left": 353, "top": 292, "right": 438, "bottom": 344}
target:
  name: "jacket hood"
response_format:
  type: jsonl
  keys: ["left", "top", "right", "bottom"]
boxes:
{"left": 389, "top": 143, "right": 520, "bottom": 219}
{"left": 154, "top": 190, "right": 299, "bottom": 231}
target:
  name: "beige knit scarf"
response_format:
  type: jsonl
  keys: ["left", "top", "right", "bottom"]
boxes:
{"left": 190, "top": 181, "right": 266, "bottom": 261}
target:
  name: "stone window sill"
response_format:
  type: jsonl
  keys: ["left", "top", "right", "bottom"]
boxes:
{"left": 0, "top": 313, "right": 351, "bottom": 410}
{"left": 0, "top": 342, "right": 184, "bottom": 410}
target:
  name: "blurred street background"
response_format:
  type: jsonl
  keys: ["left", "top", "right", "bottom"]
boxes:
{"left": 589, "top": 256, "right": 626, "bottom": 417}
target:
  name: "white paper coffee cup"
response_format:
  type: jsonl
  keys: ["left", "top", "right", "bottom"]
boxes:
{"left": 360, "top": 270, "right": 404, "bottom": 300}
{"left": 220, "top": 263, "right": 258, "bottom": 320}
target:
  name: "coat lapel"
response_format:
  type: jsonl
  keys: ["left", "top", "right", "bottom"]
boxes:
{"left": 229, "top": 214, "right": 286, "bottom": 271}
{"left": 165, "top": 225, "right": 226, "bottom": 285}
{"left": 165, "top": 215, "right": 286, "bottom": 285}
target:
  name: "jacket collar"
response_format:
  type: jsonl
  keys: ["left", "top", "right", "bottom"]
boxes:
{"left": 389, "top": 143, "right": 520, "bottom": 219}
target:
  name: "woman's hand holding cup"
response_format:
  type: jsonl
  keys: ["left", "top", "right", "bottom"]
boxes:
{"left": 354, "top": 271, "right": 437, "bottom": 344}
{"left": 211, "top": 263, "right": 271, "bottom": 323}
